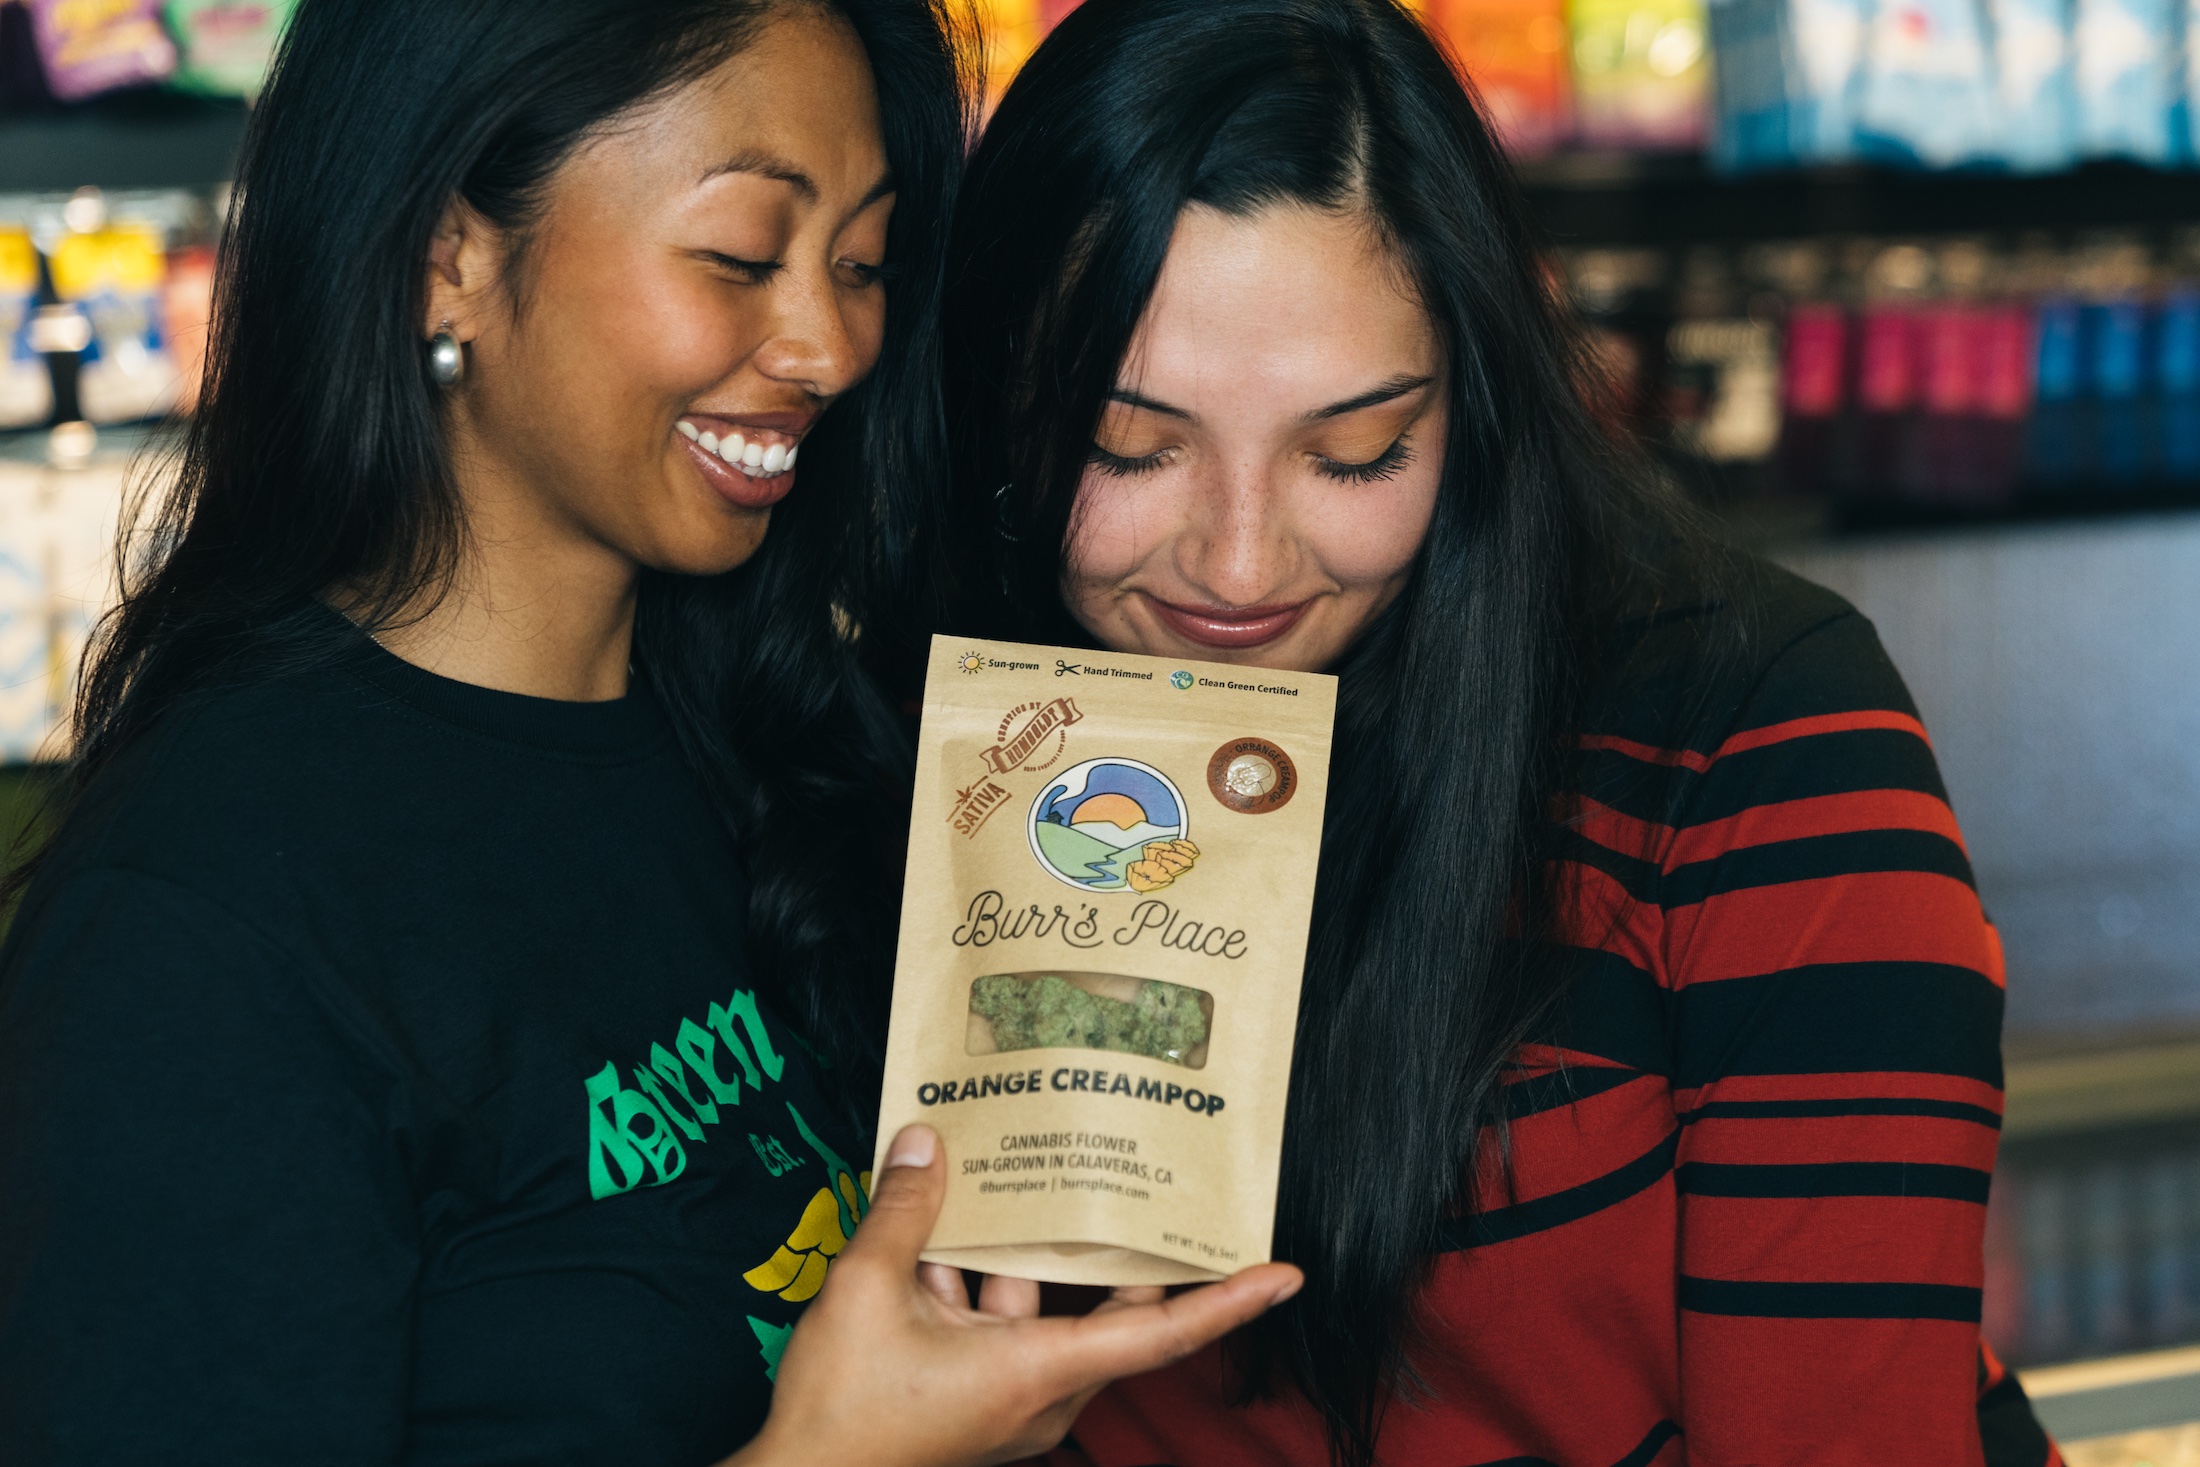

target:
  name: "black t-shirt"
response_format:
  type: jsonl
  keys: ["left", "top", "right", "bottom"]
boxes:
{"left": 0, "top": 626, "right": 874, "bottom": 1466}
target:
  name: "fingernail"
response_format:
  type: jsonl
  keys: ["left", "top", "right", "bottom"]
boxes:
{"left": 1270, "top": 1273, "right": 1303, "bottom": 1305}
{"left": 885, "top": 1124, "right": 938, "bottom": 1170}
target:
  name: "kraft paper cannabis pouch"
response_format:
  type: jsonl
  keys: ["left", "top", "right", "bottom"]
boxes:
{"left": 873, "top": 637, "right": 1336, "bottom": 1286}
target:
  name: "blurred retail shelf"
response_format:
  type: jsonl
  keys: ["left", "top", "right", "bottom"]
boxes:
{"left": 2060, "top": 1420, "right": 2200, "bottom": 1466}
{"left": 0, "top": 91, "right": 245, "bottom": 194}
{"left": 1519, "top": 155, "right": 2200, "bottom": 246}
{"left": 2026, "top": 1344, "right": 2200, "bottom": 1450}
{"left": 1991, "top": 1115, "right": 2200, "bottom": 1367}
{"left": 2009, "top": 1040, "right": 2200, "bottom": 1141}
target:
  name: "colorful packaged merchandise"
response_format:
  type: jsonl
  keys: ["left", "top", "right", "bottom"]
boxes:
{"left": 875, "top": 638, "right": 1335, "bottom": 1285}
{"left": 47, "top": 221, "right": 179, "bottom": 425}
{"left": 1567, "top": 0, "right": 1712, "bottom": 149}
{"left": 2070, "top": 0, "right": 2181, "bottom": 164}
{"left": 164, "top": 0, "right": 295, "bottom": 98}
{"left": 1707, "top": 0, "right": 1867, "bottom": 168}
{"left": 975, "top": 0, "right": 1044, "bottom": 114}
{"left": 2154, "top": 288, "right": 2200, "bottom": 479}
{"left": 0, "top": 231, "right": 52, "bottom": 432}
{"left": 0, "top": 462, "right": 47, "bottom": 764}
{"left": 1853, "top": 0, "right": 1998, "bottom": 166}
{"left": 25, "top": 0, "right": 177, "bottom": 101}
{"left": 161, "top": 243, "right": 215, "bottom": 415}
{"left": 2027, "top": 293, "right": 2086, "bottom": 485}
{"left": 1423, "top": 0, "right": 1574, "bottom": 156}
{"left": 1984, "top": 0, "right": 2076, "bottom": 171}
{"left": 43, "top": 456, "right": 127, "bottom": 753}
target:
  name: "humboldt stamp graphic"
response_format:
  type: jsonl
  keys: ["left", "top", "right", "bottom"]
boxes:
{"left": 1028, "top": 756, "right": 1201, "bottom": 894}
{"left": 982, "top": 697, "right": 1081, "bottom": 775}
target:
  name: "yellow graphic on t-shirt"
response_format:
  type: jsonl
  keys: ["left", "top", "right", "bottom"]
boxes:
{"left": 743, "top": 1168, "right": 873, "bottom": 1301}
{"left": 744, "top": 1100, "right": 873, "bottom": 1302}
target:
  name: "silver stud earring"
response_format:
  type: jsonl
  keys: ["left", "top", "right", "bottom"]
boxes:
{"left": 427, "top": 319, "right": 464, "bottom": 386}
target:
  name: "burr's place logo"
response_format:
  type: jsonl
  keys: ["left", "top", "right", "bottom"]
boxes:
{"left": 1027, "top": 757, "right": 1200, "bottom": 894}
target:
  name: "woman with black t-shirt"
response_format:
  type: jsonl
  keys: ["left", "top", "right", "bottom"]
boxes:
{"left": 930, "top": 2, "right": 2056, "bottom": 1464}
{"left": 0, "top": 3, "right": 1298, "bottom": 1464}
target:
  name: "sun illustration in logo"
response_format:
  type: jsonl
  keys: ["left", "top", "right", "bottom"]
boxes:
{"left": 1029, "top": 757, "right": 1199, "bottom": 893}
{"left": 957, "top": 651, "right": 985, "bottom": 674}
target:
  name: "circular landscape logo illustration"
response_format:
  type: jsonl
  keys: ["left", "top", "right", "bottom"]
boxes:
{"left": 1028, "top": 757, "right": 1195, "bottom": 893}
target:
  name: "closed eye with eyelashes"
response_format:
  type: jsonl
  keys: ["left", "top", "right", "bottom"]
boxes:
{"left": 702, "top": 250, "right": 895, "bottom": 288}
{"left": 1087, "top": 435, "right": 1418, "bottom": 482}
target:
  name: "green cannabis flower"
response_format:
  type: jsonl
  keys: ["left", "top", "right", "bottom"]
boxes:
{"left": 970, "top": 973, "right": 1210, "bottom": 1066}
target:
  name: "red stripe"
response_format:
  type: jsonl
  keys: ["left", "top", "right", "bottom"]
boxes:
{"left": 1510, "top": 1043, "right": 1637, "bottom": 1077}
{"left": 1681, "top": 1114, "right": 2001, "bottom": 1171}
{"left": 1575, "top": 709, "right": 1933, "bottom": 779}
{"left": 1564, "top": 795, "right": 1673, "bottom": 866}
{"left": 1682, "top": 1196, "right": 1986, "bottom": 1287}
{"left": 1665, "top": 788, "right": 1969, "bottom": 869}
{"left": 1577, "top": 732, "right": 1714, "bottom": 772}
{"left": 1673, "top": 1072, "right": 2004, "bottom": 1115}
{"left": 1474, "top": 1083, "right": 1672, "bottom": 1208}
{"left": 1664, "top": 870, "right": 1998, "bottom": 984}
{"left": 1715, "top": 709, "right": 1934, "bottom": 759}
{"left": 1558, "top": 860, "right": 1668, "bottom": 981}
{"left": 1678, "top": 1317, "right": 1988, "bottom": 1467}
{"left": 1568, "top": 787, "right": 1972, "bottom": 877}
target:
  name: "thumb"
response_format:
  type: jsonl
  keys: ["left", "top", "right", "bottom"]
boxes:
{"left": 843, "top": 1125, "right": 945, "bottom": 1271}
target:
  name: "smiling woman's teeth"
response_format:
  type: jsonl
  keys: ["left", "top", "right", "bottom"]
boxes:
{"left": 675, "top": 419, "right": 799, "bottom": 477}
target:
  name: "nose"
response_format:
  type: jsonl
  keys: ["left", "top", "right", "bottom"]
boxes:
{"left": 1175, "top": 451, "right": 1299, "bottom": 608}
{"left": 750, "top": 263, "right": 875, "bottom": 401}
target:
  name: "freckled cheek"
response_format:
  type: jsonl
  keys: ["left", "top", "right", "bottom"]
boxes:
{"left": 1303, "top": 462, "right": 1440, "bottom": 591}
{"left": 1063, "top": 470, "right": 1178, "bottom": 596}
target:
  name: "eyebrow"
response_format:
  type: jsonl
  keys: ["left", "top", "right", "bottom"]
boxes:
{"left": 1305, "top": 374, "right": 1437, "bottom": 421}
{"left": 1106, "top": 373, "right": 1436, "bottom": 424}
{"left": 702, "top": 151, "right": 897, "bottom": 210}
{"left": 1107, "top": 388, "right": 1191, "bottom": 420}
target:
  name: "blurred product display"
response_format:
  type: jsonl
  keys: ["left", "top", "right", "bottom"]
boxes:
{"left": 1561, "top": 229, "right": 2200, "bottom": 521}
{"left": 163, "top": 0, "right": 294, "bottom": 100}
{"left": 23, "top": 0, "right": 176, "bottom": 103}
{"left": 0, "top": 185, "right": 218, "bottom": 430}
{"left": 0, "top": 426, "right": 129, "bottom": 763}
{"left": 0, "top": 0, "right": 280, "bottom": 106}
{"left": 1990, "top": 1117, "right": 2200, "bottom": 1369}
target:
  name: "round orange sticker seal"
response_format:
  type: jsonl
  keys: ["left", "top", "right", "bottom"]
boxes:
{"left": 1206, "top": 737, "right": 1298, "bottom": 814}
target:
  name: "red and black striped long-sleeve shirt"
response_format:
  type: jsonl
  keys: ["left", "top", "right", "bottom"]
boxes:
{"left": 1053, "top": 567, "right": 2058, "bottom": 1467}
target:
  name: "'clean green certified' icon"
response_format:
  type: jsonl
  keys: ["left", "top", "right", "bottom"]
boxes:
{"left": 1170, "top": 670, "right": 1194, "bottom": 691}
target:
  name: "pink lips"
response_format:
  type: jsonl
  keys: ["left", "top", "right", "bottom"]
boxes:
{"left": 1146, "top": 596, "right": 1312, "bottom": 649}
{"left": 681, "top": 437, "right": 794, "bottom": 511}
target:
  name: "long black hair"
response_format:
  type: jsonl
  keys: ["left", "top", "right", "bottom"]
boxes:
{"left": 30, "top": 0, "right": 971, "bottom": 1102}
{"left": 931, "top": 1, "right": 1712, "bottom": 1458}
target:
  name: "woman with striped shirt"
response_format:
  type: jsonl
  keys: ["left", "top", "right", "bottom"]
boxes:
{"left": 922, "top": 0, "right": 2059, "bottom": 1462}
